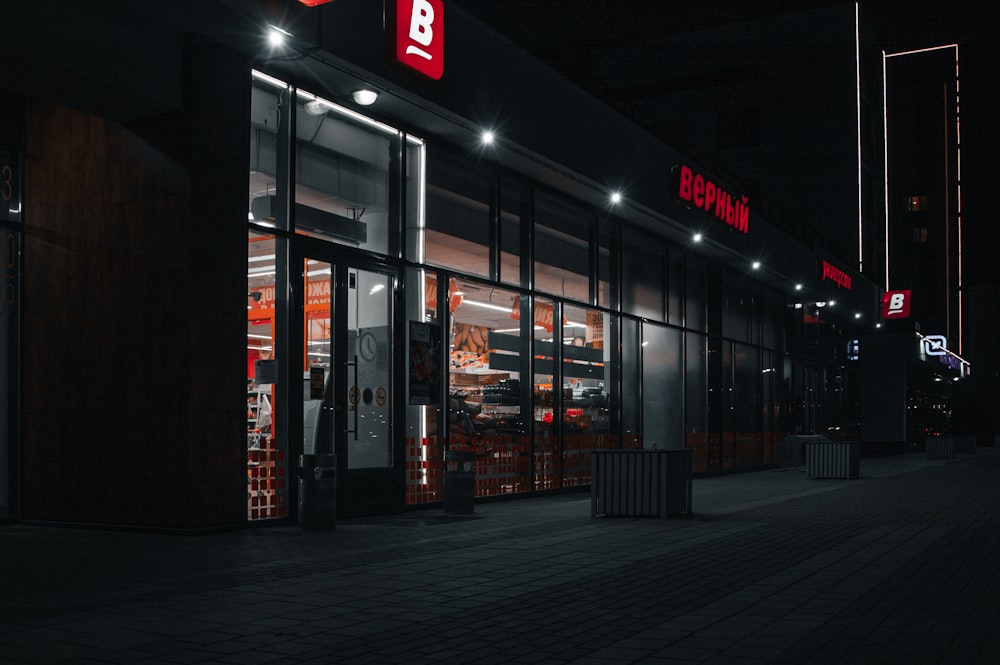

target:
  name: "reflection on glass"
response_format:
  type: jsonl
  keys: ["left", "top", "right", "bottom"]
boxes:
{"left": 561, "top": 304, "right": 610, "bottom": 486}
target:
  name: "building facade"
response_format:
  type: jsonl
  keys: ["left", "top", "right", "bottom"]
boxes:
{"left": 2, "top": 0, "right": 879, "bottom": 529}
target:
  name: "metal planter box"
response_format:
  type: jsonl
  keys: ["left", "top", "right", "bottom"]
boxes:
{"left": 926, "top": 437, "right": 955, "bottom": 459}
{"left": 591, "top": 449, "right": 692, "bottom": 518}
{"left": 805, "top": 441, "right": 860, "bottom": 479}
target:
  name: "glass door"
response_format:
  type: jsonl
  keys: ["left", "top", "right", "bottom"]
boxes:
{"left": 298, "top": 250, "right": 398, "bottom": 518}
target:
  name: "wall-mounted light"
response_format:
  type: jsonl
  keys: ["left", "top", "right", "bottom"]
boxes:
{"left": 352, "top": 89, "right": 379, "bottom": 106}
{"left": 267, "top": 25, "right": 291, "bottom": 48}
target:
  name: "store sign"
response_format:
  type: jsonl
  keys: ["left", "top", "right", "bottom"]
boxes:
{"left": 882, "top": 290, "right": 911, "bottom": 319}
{"left": 296, "top": 0, "right": 335, "bottom": 6}
{"left": 922, "top": 335, "right": 947, "bottom": 357}
{"left": 672, "top": 164, "right": 749, "bottom": 234}
{"left": 821, "top": 260, "right": 851, "bottom": 289}
{"left": 387, "top": 0, "right": 445, "bottom": 80}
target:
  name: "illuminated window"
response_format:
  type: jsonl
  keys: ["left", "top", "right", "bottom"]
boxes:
{"left": 906, "top": 195, "right": 928, "bottom": 212}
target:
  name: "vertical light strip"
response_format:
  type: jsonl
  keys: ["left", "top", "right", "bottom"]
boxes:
{"left": 855, "top": 2, "right": 864, "bottom": 273}
{"left": 882, "top": 50, "right": 890, "bottom": 291}
{"left": 955, "top": 45, "right": 963, "bottom": 354}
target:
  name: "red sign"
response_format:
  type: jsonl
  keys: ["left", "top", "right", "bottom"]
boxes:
{"left": 296, "top": 0, "right": 335, "bottom": 6}
{"left": 821, "top": 260, "right": 851, "bottom": 289}
{"left": 387, "top": 0, "right": 445, "bottom": 80}
{"left": 882, "top": 290, "right": 912, "bottom": 319}
{"left": 673, "top": 164, "right": 749, "bottom": 234}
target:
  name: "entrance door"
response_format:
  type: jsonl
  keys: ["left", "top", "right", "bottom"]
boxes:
{"left": 298, "top": 251, "right": 398, "bottom": 517}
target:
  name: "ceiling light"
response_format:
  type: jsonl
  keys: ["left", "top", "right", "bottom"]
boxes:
{"left": 855, "top": 312, "right": 862, "bottom": 319}
{"left": 752, "top": 261, "right": 761, "bottom": 270}
{"left": 693, "top": 233, "right": 703, "bottom": 242}
{"left": 481, "top": 130, "right": 495, "bottom": 145}
{"left": 795, "top": 283, "right": 803, "bottom": 291}
{"left": 610, "top": 191, "right": 622, "bottom": 205}
{"left": 352, "top": 89, "right": 379, "bottom": 106}
{"left": 305, "top": 100, "right": 326, "bottom": 115}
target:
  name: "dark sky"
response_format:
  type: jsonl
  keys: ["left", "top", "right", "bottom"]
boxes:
{"left": 452, "top": 0, "right": 1000, "bottom": 375}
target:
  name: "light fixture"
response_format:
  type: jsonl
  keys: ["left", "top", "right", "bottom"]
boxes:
{"left": 752, "top": 261, "right": 761, "bottom": 270}
{"left": 352, "top": 89, "right": 379, "bottom": 106}
{"left": 795, "top": 283, "right": 803, "bottom": 291}
{"left": 267, "top": 25, "right": 291, "bottom": 48}
{"left": 305, "top": 100, "right": 327, "bottom": 115}
{"left": 481, "top": 130, "right": 495, "bottom": 146}
{"left": 854, "top": 312, "right": 862, "bottom": 319}
{"left": 693, "top": 233, "right": 703, "bottom": 243}
{"left": 610, "top": 191, "right": 622, "bottom": 205}
{"left": 816, "top": 301, "right": 827, "bottom": 308}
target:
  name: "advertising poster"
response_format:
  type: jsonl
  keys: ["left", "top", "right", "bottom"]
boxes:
{"left": 409, "top": 320, "right": 441, "bottom": 405}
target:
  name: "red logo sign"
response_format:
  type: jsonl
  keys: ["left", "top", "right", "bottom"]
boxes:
{"left": 388, "top": 0, "right": 445, "bottom": 80}
{"left": 882, "top": 290, "right": 911, "bottom": 319}
{"left": 673, "top": 165, "right": 749, "bottom": 234}
{"left": 821, "top": 260, "right": 851, "bottom": 290}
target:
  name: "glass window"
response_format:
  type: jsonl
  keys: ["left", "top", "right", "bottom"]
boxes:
{"left": 642, "top": 323, "right": 683, "bottom": 450}
{"left": 533, "top": 296, "right": 558, "bottom": 489}
{"left": 499, "top": 174, "right": 524, "bottom": 287}
{"left": 561, "top": 304, "right": 610, "bottom": 486}
{"left": 249, "top": 73, "right": 286, "bottom": 232}
{"left": 621, "top": 317, "right": 641, "bottom": 449}
{"left": 685, "top": 332, "right": 707, "bottom": 473}
{"left": 404, "top": 267, "right": 444, "bottom": 505}
{"left": 425, "top": 149, "right": 491, "bottom": 278}
{"left": 448, "top": 280, "right": 528, "bottom": 496}
{"left": 686, "top": 259, "right": 706, "bottom": 332}
{"left": 622, "top": 229, "right": 664, "bottom": 321}
{"left": 246, "top": 231, "right": 284, "bottom": 521}
{"left": 292, "top": 90, "right": 393, "bottom": 255}
{"left": 534, "top": 190, "right": 591, "bottom": 304}
{"left": 597, "top": 215, "right": 616, "bottom": 309}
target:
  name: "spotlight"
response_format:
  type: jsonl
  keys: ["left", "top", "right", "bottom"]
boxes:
{"left": 481, "top": 130, "right": 495, "bottom": 145}
{"left": 610, "top": 191, "right": 622, "bottom": 205}
{"left": 267, "top": 25, "right": 291, "bottom": 48}
{"left": 305, "top": 100, "right": 326, "bottom": 115}
{"left": 752, "top": 261, "right": 761, "bottom": 270}
{"left": 795, "top": 283, "right": 803, "bottom": 291}
{"left": 693, "top": 233, "right": 703, "bottom": 243}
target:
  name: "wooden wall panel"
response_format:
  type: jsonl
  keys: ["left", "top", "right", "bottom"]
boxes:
{"left": 21, "top": 39, "right": 249, "bottom": 530}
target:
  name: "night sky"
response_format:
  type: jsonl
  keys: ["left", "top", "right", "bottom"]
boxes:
{"left": 452, "top": 0, "right": 1000, "bottom": 385}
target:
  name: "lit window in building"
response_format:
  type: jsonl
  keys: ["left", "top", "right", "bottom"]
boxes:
{"left": 906, "top": 195, "right": 928, "bottom": 212}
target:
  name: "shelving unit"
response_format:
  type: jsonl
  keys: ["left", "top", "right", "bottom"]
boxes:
{"left": 247, "top": 383, "right": 285, "bottom": 520}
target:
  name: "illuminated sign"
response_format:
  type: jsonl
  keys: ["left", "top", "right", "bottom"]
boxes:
{"left": 847, "top": 339, "right": 859, "bottom": 361}
{"left": 922, "top": 335, "right": 947, "bottom": 356}
{"left": 821, "top": 260, "right": 851, "bottom": 289}
{"left": 672, "top": 164, "right": 749, "bottom": 234}
{"left": 882, "top": 290, "right": 911, "bottom": 319}
{"left": 296, "top": 0, "right": 336, "bottom": 6}
{"left": 387, "top": 0, "right": 445, "bottom": 80}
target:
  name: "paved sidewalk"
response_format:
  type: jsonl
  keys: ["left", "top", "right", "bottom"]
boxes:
{"left": 2, "top": 450, "right": 999, "bottom": 664}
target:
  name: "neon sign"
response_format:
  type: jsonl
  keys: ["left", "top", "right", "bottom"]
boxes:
{"left": 882, "top": 290, "right": 911, "bottom": 319}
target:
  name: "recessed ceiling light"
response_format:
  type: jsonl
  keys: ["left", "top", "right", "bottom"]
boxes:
{"left": 352, "top": 89, "right": 379, "bottom": 106}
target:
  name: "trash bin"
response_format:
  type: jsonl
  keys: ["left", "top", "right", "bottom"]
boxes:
{"left": 299, "top": 453, "right": 336, "bottom": 529}
{"left": 443, "top": 450, "right": 476, "bottom": 514}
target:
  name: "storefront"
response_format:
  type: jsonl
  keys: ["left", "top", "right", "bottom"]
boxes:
{"left": 5, "top": 0, "right": 879, "bottom": 529}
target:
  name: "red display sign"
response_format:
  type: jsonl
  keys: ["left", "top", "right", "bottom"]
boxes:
{"left": 882, "top": 290, "right": 912, "bottom": 319}
{"left": 387, "top": 0, "right": 445, "bottom": 80}
{"left": 673, "top": 164, "right": 749, "bottom": 234}
{"left": 821, "top": 260, "right": 851, "bottom": 289}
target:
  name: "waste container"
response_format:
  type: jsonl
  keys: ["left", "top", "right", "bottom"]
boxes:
{"left": 443, "top": 450, "right": 476, "bottom": 514}
{"left": 299, "top": 453, "right": 336, "bottom": 529}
